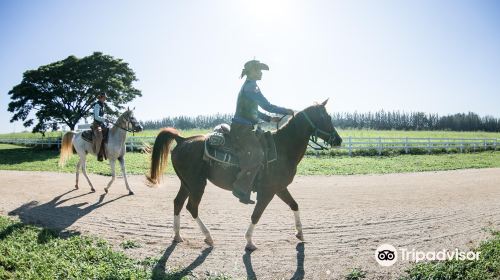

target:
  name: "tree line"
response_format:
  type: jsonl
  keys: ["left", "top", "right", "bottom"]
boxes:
{"left": 141, "top": 111, "right": 500, "bottom": 132}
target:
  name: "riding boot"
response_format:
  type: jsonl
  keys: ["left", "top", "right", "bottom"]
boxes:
{"left": 232, "top": 166, "right": 259, "bottom": 204}
{"left": 93, "top": 125, "right": 104, "bottom": 160}
{"left": 97, "top": 142, "right": 105, "bottom": 162}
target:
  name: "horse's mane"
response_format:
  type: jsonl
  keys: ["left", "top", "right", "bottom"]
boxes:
{"left": 274, "top": 104, "right": 318, "bottom": 137}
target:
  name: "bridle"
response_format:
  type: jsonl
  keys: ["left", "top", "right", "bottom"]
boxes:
{"left": 299, "top": 111, "right": 339, "bottom": 150}
{"left": 110, "top": 116, "right": 140, "bottom": 134}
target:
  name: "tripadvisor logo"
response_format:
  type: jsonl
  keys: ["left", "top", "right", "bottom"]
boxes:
{"left": 375, "top": 244, "right": 397, "bottom": 266}
{"left": 375, "top": 244, "right": 481, "bottom": 266}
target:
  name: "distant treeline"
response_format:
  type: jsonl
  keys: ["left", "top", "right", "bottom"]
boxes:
{"left": 141, "top": 111, "right": 500, "bottom": 132}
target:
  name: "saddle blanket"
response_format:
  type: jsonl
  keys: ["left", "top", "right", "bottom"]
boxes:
{"left": 203, "top": 124, "right": 277, "bottom": 167}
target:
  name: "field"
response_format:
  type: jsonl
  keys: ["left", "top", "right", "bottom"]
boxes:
{"left": 1, "top": 143, "right": 500, "bottom": 176}
{"left": 2, "top": 128, "right": 500, "bottom": 139}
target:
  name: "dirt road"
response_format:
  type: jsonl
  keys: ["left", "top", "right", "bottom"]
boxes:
{"left": 1, "top": 169, "right": 499, "bottom": 279}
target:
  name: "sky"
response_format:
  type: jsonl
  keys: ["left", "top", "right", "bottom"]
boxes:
{"left": 1, "top": 0, "right": 499, "bottom": 133}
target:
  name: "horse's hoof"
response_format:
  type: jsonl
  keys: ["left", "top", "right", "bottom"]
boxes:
{"left": 74, "top": 185, "right": 79, "bottom": 190}
{"left": 173, "top": 236, "right": 184, "bottom": 243}
{"left": 104, "top": 188, "right": 108, "bottom": 194}
{"left": 295, "top": 232, "right": 305, "bottom": 241}
{"left": 128, "top": 191, "right": 134, "bottom": 195}
{"left": 91, "top": 188, "right": 96, "bottom": 193}
{"left": 245, "top": 243, "right": 257, "bottom": 251}
{"left": 204, "top": 237, "right": 214, "bottom": 246}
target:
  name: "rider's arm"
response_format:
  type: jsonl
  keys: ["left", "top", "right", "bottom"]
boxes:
{"left": 93, "top": 103, "right": 106, "bottom": 123}
{"left": 257, "top": 111, "right": 271, "bottom": 122}
{"left": 244, "top": 81, "right": 291, "bottom": 116}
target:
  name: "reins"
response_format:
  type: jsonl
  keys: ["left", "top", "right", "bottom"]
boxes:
{"left": 109, "top": 118, "right": 138, "bottom": 135}
{"left": 299, "top": 111, "right": 336, "bottom": 150}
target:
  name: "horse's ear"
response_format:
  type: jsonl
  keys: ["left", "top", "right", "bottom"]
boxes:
{"left": 127, "top": 106, "right": 130, "bottom": 111}
{"left": 133, "top": 107, "right": 136, "bottom": 111}
{"left": 321, "top": 98, "right": 329, "bottom": 106}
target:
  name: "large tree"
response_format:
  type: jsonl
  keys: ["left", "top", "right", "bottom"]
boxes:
{"left": 8, "top": 52, "right": 141, "bottom": 134}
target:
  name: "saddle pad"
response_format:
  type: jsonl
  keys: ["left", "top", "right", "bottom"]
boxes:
{"left": 81, "top": 129, "right": 109, "bottom": 143}
{"left": 204, "top": 131, "right": 277, "bottom": 167}
{"left": 81, "top": 130, "right": 93, "bottom": 143}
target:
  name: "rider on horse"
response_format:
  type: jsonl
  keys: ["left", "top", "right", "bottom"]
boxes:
{"left": 230, "top": 60, "right": 294, "bottom": 204}
{"left": 92, "top": 93, "right": 108, "bottom": 161}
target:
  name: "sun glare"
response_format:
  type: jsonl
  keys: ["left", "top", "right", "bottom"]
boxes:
{"left": 242, "top": 0, "right": 294, "bottom": 25}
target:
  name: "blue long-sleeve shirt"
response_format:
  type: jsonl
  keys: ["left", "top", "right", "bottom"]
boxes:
{"left": 232, "top": 80, "right": 290, "bottom": 125}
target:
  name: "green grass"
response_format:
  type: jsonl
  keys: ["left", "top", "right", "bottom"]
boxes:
{"left": 298, "top": 152, "right": 500, "bottom": 175}
{"left": 0, "top": 216, "right": 231, "bottom": 280}
{"left": 336, "top": 129, "right": 500, "bottom": 139}
{"left": 345, "top": 267, "right": 367, "bottom": 280}
{"left": 1, "top": 144, "right": 500, "bottom": 176}
{"left": 0, "top": 216, "right": 151, "bottom": 279}
{"left": 120, "top": 240, "right": 142, "bottom": 250}
{"left": 400, "top": 231, "right": 500, "bottom": 280}
{"left": 2, "top": 128, "right": 499, "bottom": 139}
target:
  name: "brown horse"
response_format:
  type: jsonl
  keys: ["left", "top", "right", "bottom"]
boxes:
{"left": 147, "top": 99, "right": 342, "bottom": 251}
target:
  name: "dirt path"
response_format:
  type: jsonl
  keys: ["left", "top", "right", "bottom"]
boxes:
{"left": 1, "top": 169, "right": 499, "bottom": 279}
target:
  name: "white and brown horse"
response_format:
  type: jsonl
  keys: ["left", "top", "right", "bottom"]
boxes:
{"left": 59, "top": 109, "right": 143, "bottom": 194}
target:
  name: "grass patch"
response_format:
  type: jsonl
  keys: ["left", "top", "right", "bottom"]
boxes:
{"left": 120, "top": 239, "right": 141, "bottom": 249}
{"left": 336, "top": 129, "right": 500, "bottom": 139}
{"left": 0, "top": 216, "right": 232, "bottom": 279}
{"left": 345, "top": 267, "right": 367, "bottom": 280}
{"left": 1, "top": 144, "right": 500, "bottom": 176}
{"left": 401, "top": 231, "right": 500, "bottom": 280}
{"left": 298, "top": 152, "right": 500, "bottom": 175}
{"left": 0, "top": 216, "right": 150, "bottom": 279}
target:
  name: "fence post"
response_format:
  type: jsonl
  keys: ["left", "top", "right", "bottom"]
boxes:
{"left": 378, "top": 137, "right": 382, "bottom": 156}
{"left": 460, "top": 140, "right": 464, "bottom": 153}
{"left": 483, "top": 139, "right": 487, "bottom": 151}
{"left": 405, "top": 137, "right": 409, "bottom": 153}
{"left": 348, "top": 136, "right": 352, "bottom": 157}
{"left": 427, "top": 138, "right": 431, "bottom": 154}
{"left": 495, "top": 139, "right": 498, "bottom": 150}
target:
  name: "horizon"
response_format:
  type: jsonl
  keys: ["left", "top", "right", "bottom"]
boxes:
{"left": 1, "top": 0, "right": 499, "bottom": 133}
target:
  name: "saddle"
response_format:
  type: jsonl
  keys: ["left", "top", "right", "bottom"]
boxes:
{"left": 81, "top": 128, "right": 109, "bottom": 144}
{"left": 203, "top": 124, "right": 277, "bottom": 167}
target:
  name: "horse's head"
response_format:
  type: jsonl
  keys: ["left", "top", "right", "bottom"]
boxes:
{"left": 299, "top": 99, "right": 342, "bottom": 147}
{"left": 119, "top": 108, "right": 143, "bottom": 133}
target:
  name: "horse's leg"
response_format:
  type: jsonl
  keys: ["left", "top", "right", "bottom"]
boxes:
{"left": 277, "top": 189, "right": 304, "bottom": 241}
{"left": 75, "top": 160, "right": 81, "bottom": 190}
{"left": 80, "top": 155, "right": 95, "bottom": 192}
{"left": 245, "top": 192, "right": 275, "bottom": 251}
{"left": 173, "top": 185, "right": 189, "bottom": 242}
{"left": 185, "top": 186, "right": 213, "bottom": 246}
{"left": 104, "top": 159, "right": 116, "bottom": 194}
{"left": 117, "top": 156, "right": 133, "bottom": 195}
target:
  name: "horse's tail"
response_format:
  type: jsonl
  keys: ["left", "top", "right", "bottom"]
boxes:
{"left": 146, "top": 127, "right": 184, "bottom": 186}
{"left": 59, "top": 131, "right": 77, "bottom": 167}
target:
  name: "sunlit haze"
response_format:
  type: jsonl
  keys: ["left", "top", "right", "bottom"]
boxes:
{"left": 1, "top": 0, "right": 499, "bottom": 133}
